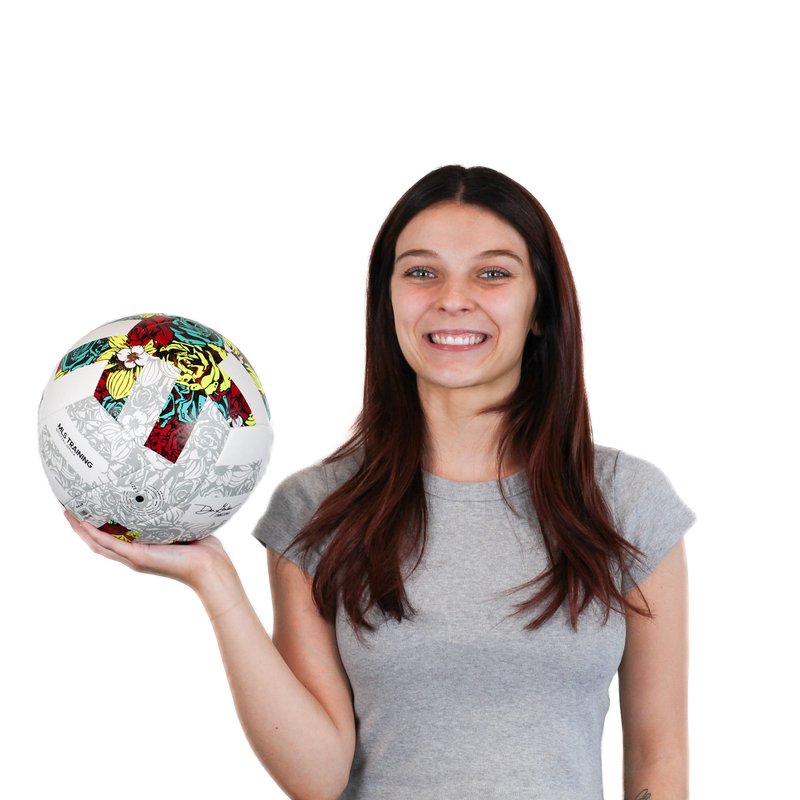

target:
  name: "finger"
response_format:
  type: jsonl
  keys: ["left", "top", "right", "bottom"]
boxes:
{"left": 67, "top": 518, "right": 130, "bottom": 562}
{"left": 65, "top": 511, "right": 138, "bottom": 569}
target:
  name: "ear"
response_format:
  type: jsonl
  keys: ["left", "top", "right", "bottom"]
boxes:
{"left": 531, "top": 319, "right": 542, "bottom": 336}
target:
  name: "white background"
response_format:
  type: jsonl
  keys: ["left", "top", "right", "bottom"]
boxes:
{"left": 2, "top": 1, "right": 797, "bottom": 797}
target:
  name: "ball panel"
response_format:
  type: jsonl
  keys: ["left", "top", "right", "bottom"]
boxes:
{"left": 63, "top": 466, "right": 169, "bottom": 529}
{"left": 176, "top": 398, "right": 230, "bottom": 466}
{"left": 63, "top": 396, "right": 160, "bottom": 479}
{"left": 217, "top": 352, "right": 270, "bottom": 425}
{"left": 215, "top": 423, "right": 274, "bottom": 466}
{"left": 39, "top": 406, "right": 113, "bottom": 490}
{"left": 194, "top": 459, "right": 268, "bottom": 499}
{"left": 38, "top": 360, "right": 108, "bottom": 427}
{"left": 114, "top": 356, "right": 181, "bottom": 448}
{"left": 175, "top": 489, "right": 255, "bottom": 535}
{"left": 39, "top": 424, "right": 84, "bottom": 506}
{"left": 143, "top": 402, "right": 201, "bottom": 463}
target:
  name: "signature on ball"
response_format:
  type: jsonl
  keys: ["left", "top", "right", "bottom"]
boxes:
{"left": 192, "top": 502, "right": 241, "bottom": 517}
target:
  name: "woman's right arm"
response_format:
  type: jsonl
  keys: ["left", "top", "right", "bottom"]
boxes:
{"left": 196, "top": 560, "right": 354, "bottom": 800}
{"left": 66, "top": 511, "right": 354, "bottom": 800}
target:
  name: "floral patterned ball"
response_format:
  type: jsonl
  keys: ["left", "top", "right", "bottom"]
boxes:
{"left": 38, "top": 313, "right": 273, "bottom": 543}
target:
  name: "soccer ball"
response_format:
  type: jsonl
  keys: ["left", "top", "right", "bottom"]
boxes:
{"left": 38, "top": 313, "right": 273, "bottom": 543}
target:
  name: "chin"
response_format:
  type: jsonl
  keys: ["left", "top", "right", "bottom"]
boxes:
{"left": 419, "top": 373, "right": 486, "bottom": 391}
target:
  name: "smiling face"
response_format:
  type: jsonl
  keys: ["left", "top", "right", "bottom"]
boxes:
{"left": 390, "top": 201, "right": 540, "bottom": 403}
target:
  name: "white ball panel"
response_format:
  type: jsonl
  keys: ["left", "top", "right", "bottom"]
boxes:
{"left": 216, "top": 422, "right": 273, "bottom": 466}
{"left": 37, "top": 360, "right": 108, "bottom": 426}
{"left": 39, "top": 407, "right": 113, "bottom": 489}
{"left": 217, "top": 353, "right": 270, "bottom": 425}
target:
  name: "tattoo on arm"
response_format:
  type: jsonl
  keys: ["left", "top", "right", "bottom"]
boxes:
{"left": 633, "top": 790, "right": 652, "bottom": 800}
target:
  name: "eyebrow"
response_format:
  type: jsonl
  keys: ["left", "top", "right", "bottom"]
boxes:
{"left": 395, "top": 248, "right": 524, "bottom": 265}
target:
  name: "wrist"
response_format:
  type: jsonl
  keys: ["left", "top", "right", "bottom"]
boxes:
{"left": 193, "top": 558, "right": 246, "bottom": 621}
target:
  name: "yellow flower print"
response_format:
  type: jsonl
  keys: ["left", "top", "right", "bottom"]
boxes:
{"left": 96, "top": 337, "right": 157, "bottom": 400}
{"left": 159, "top": 341, "right": 232, "bottom": 395}
{"left": 112, "top": 529, "right": 142, "bottom": 542}
{"left": 223, "top": 336, "right": 264, "bottom": 394}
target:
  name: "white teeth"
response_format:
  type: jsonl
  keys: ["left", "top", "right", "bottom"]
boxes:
{"left": 429, "top": 333, "right": 486, "bottom": 345}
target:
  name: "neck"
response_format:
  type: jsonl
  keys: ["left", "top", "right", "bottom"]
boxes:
{"left": 418, "top": 383, "right": 522, "bottom": 482}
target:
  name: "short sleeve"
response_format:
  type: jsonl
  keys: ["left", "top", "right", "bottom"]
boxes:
{"left": 251, "top": 463, "right": 331, "bottom": 576}
{"left": 612, "top": 449, "right": 697, "bottom": 593}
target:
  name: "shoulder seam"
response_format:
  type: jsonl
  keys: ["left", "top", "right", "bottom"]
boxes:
{"left": 322, "top": 459, "right": 332, "bottom": 495}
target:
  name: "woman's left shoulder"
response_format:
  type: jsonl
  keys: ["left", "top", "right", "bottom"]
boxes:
{"left": 593, "top": 443, "right": 697, "bottom": 591}
{"left": 599, "top": 445, "right": 688, "bottom": 497}
{"left": 592, "top": 443, "right": 687, "bottom": 496}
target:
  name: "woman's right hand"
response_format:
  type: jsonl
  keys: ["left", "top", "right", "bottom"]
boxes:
{"left": 64, "top": 509, "right": 235, "bottom": 593}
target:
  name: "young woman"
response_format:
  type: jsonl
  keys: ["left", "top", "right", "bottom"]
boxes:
{"left": 67, "top": 165, "right": 696, "bottom": 800}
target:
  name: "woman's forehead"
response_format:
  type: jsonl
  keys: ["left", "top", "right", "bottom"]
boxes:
{"left": 396, "top": 203, "right": 527, "bottom": 259}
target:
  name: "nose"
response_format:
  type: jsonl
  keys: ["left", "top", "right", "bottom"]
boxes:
{"left": 435, "top": 275, "right": 476, "bottom": 313}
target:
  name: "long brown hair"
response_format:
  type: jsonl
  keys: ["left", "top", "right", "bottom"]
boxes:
{"left": 281, "top": 165, "right": 651, "bottom": 643}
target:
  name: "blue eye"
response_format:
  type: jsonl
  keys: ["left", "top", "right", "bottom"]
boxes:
{"left": 405, "top": 268, "right": 434, "bottom": 278}
{"left": 481, "top": 269, "right": 510, "bottom": 279}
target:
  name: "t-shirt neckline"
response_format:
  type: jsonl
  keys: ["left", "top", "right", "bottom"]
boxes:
{"left": 421, "top": 468, "right": 529, "bottom": 501}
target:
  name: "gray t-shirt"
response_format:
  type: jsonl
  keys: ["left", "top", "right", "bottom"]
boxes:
{"left": 252, "top": 444, "right": 696, "bottom": 799}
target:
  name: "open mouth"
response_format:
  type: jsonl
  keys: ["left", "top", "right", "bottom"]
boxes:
{"left": 425, "top": 332, "right": 489, "bottom": 346}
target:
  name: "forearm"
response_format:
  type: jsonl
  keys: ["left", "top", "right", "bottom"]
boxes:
{"left": 195, "top": 566, "right": 350, "bottom": 800}
{"left": 623, "top": 752, "right": 688, "bottom": 800}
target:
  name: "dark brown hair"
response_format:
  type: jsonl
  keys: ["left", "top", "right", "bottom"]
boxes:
{"left": 281, "top": 164, "right": 651, "bottom": 643}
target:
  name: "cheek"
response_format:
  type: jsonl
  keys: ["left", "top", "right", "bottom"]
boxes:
{"left": 513, "top": 291, "right": 537, "bottom": 325}
{"left": 391, "top": 288, "right": 423, "bottom": 331}
{"left": 390, "top": 303, "right": 413, "bottom": 352}
{"left": 495, "top": 301, "right": 536, "bottom": 344}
